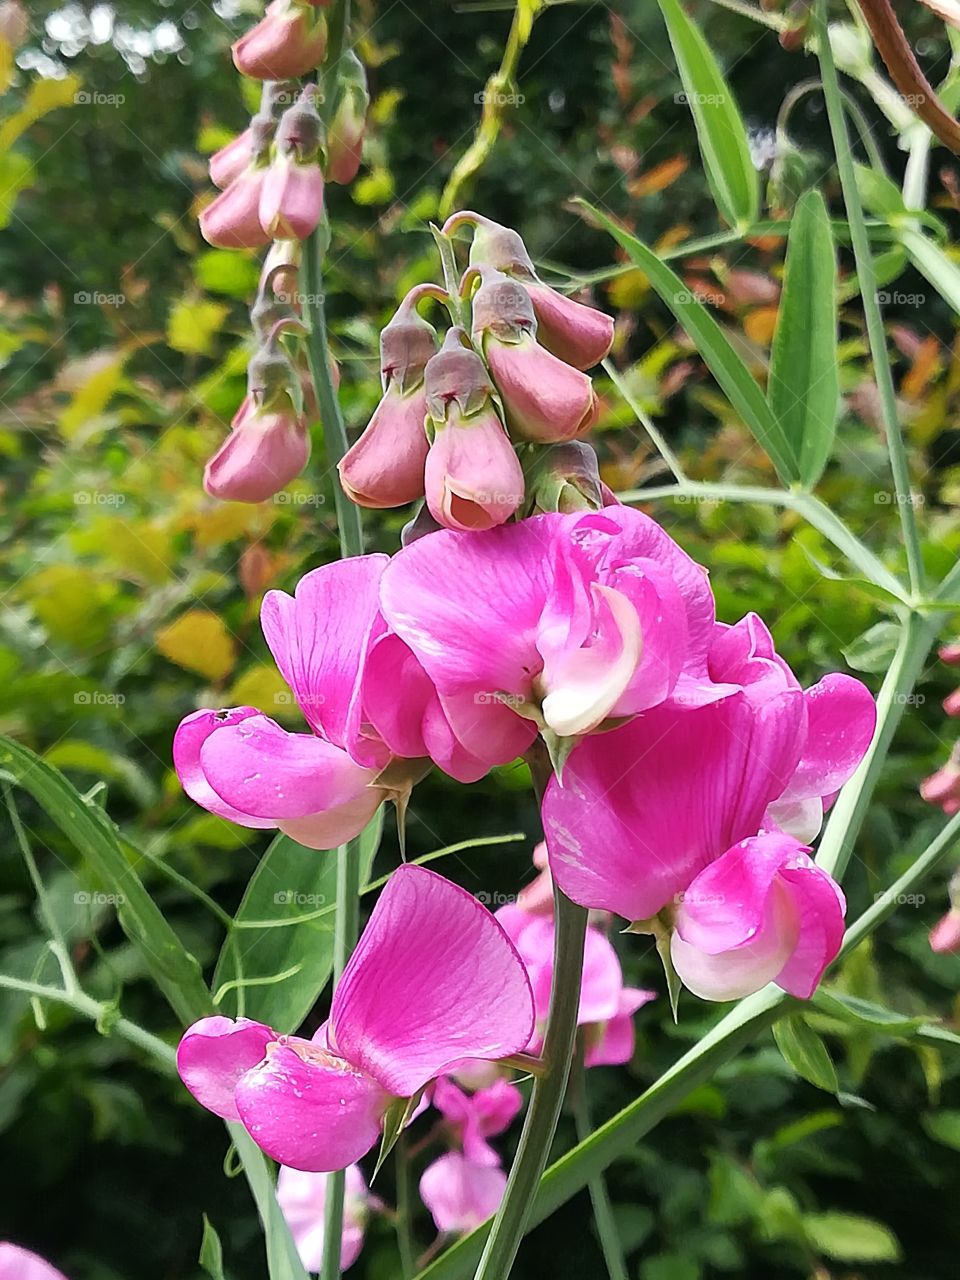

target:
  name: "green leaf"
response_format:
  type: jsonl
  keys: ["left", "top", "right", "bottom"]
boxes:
{"left": 767, "top": 190, "right": 839, "bottom": 486}
{"left": 0, "top": 151, "right": 32, "bottom": 230}
{"left": 0, "top": 735, "right": 210, "bottom": 1025}
{"left": 773, "top": 1016, "right": 838, "bottom": 1093}
{"left": 200, "top": 1216, "right": 227, "bottom": 1280}
{"left": 657, "top": 0, "right": 758, "bottom": 228}
{"left": 853, "top": 162, "right": 907, "bottom": 219}
{"left": 901, "top": 227, "right": 960, "bottom": 314}
{"left": 811, "top": 989, "right": 928, "bottom": 1035}
{"left": 842, "top": 621, "right": 902, "bottom": 673}
{"left": 579, "top": 203, "right": 795, "bottom": 481}
{"left": 921, "top": 1109, "right": 960, "bottom": 1152}
{"left": 212, "top": 813, "right": 382, "bottom": 1030}
{"left": 804, "top": 1211, "right": 901, "bottom": 1263}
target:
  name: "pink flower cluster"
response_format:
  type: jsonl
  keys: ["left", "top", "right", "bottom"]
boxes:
{"left": 338, "top": 213, "right": 615, "bottom": 529}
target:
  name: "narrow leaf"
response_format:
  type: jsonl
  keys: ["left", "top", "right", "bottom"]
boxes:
{"left": 579, "top": 202, "right": 796, "bottom": 481}
{"left": 767, "top": 189, "right": 839, "bottom": 486}
{"left": 900, "top": 226, "right": 960, "bottom": 313}
{"left": 773, "top": 1015, "right": 839, "bottom": 1093}
{"left": 212, "top": 812, "right": 382, "bottom": 1030}
{"left": 657, "top": 0, "right": 759, "bottom": 228}
{"left": 200, "top": 1217, "right": 227, "bottom": 1280}
{"left": 0, "top": 735, "right": 210, "bottom": 1024}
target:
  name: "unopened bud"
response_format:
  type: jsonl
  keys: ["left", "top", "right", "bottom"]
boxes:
{"left": 529, "top": 442, "right": 603, "bottom": 514}
{"left": 327, "top": 49, "right": 369, "bottom": 184}
{"left": 380, "top": 290, "right": 440, "bottom": 394}
{"left": 424, "top": 328, "right": 496, "bottom": 424}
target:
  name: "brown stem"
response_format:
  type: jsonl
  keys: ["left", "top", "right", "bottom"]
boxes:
{"left": 858, "top": 0, "right": 960, "bottom": 152}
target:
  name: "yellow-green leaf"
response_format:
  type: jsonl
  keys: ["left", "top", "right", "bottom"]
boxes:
{"left": 156, "top": 610, "right": 237, "bottom": 681}
{"left": 167, "top": 298, "right": 230, "bottom": 356}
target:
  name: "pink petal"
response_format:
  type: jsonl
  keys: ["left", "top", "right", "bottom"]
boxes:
{"left": 278, "top": 787, "right": 386, "bottom": 849}
{"left": 543, "top": 691, "right": 804, "bottom": 922}
{"left": 198, "top": 714, "right": 378, "bottom": 820}
{"left": 585, "top": 988, "right": 655, "bottom": 1067}
{"left": 276, "top": 1164, "right": 369, "bottom": 1272}
{"left": 329, "top": 865, "right": 535, "bottom": 1096}
{"left": 485, "top": 336, "right": 598, "bottom": 443}
{"left": 173, "top": 708, "right": 277, "bottom": 829}
{"left": 419, "top": 1153, "right": 506, "bottom": 1234}
{"left": 0, "top": 1245, "right": 69, "bottom": 1280}
{"left": 235, "top": 1039, "right": 389, "bottom": 1172}
{"left": 525, "top": 282, "right": 615, "bottom": 370}
{"left": 203, "top": 402, "right": 310, "bottom": 503}
{"left": 338, "top": 384, "right": 430, "bottom": 509}
{"left": 261, "top": 556, "right": 389, "bottom": 763}
{"left": 199, "top": 169, "right": 270, "bottom": 250}
{"left": 779, "top": 673, "right": 877, "bottom": 802}
{"left": 177, "top": 1016, "right": 274, "bottom": 1122}
{"left": 432, "top": 1077, "right": 522, "bottom": 1167}
{"left": 424, "top": 405, "right": 525, "bottom": 531}
{"left": 259, "top": 156, "right": 324, "bottom": 240}
{"left": 774, "top": 854, "right": 846, "bottom": 998}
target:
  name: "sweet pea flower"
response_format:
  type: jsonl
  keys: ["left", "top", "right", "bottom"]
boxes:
{"left": 177, "top": 865, "right": 535, "bottom": 1171}
{"left": 470, "top": 269, "right": 599, "bottom": 444}
{"left": 338, "top": 290, "right": 437, "bottom": 509}
{"left": 420, "top": 1153, "right": 506, "bottom": 1236}
{"left": 669, "top": 832, "right": 846, "bottom": 1000}
{"left": 210, "top": 127, "right": 255, "bottom": 189}
{"left": 232, "top": 0, "right": 328, "bottom": 81}
{"left": 203, "top": 391, "right": 310, "bottom": 503}
{"left": 277, "top": 1163, "right": 374, "bottom": 1272}
{"left": 259, "top": 87, "right": 325, "bottom": 241}
{"left": 326, "top": 49, "right": 369, "bottom": 184}
{"left": 422, "top": 328, "right": 524, "bottom": 531}
{"left": 447, "top": 211, "right": 615, "bottom": 370}
{"left": 174, "top": 557, "right": 392, "bottom": 847}
{"left": 199, "top": 167, "right": 271, "bottom": 249}
{"left": 379, "top": 506, "right": 714, "bottom": 756}
{"left": 495, "top": 903, "right": 654, "bottom": 1065}
{"left": 0, "top": 1245, "right": 68, "bottom": 1280}
{"left": 432, "top": 1077, "right": 523, "bottom": 1167}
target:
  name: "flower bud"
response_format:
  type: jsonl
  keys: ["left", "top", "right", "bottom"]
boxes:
{"left": 529, "top": 441, "right": 604, "bottom": 514}
{"left": 423, "top": 328, "right": 524, "bottom": 531}
{"left": 210, "top": 128, "right": 256, "bottom": 190}
{"left": 327, "top": 49, "right": 369, "bottom": 185}
{"left": 337, "top": 291, "right": 439, "bottom": 508}
{"left": 204, "top": 393, "right": 310, "bottom": 503}
{"left": 458, "top": 212, "right": 614, "bottom": 369}
{"left": 471, "top": 270, "right": 599, "bottom": 443}
{"left": 930, "top": 909, "right": 960, "bottom": 955}
{"left": 200, "top": 168, "right": 271, "bottom": 249}
{"left": 259, "top": 154, "right": 324, "bottom": 240}
{"left": 232, "top": 0, "right": 328, "bottom": 81}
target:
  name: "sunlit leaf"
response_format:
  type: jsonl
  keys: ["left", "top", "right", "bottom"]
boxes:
{"left": 156, "top": 610, "right": 238, "bottom": 681}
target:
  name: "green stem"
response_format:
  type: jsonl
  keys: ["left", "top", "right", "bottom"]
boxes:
{"left": 472, "top": 749, "right": 588, "bottom": 1280}
{"left": 616, "top": 481, "right": 907, "bottom": 601}
{"left": 439, "top": 0, "right": 541, "bottom": 218}
{"left": 602, "top": 358, "right": 685, "bottom": 484}
{"left": 571, "top": 1041, "right": 629, "bottom": 1280}
{"left": 815, "top": 0, "right": 925, "bottom": 595}
{"left": 396, "top": 1134, "right": 418, "bottom": 1279}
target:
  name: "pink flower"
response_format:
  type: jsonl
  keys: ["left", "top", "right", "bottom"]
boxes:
{"left": 422, "top": 328, "right": 524, "bottom": 531}
{"left": 455, "top": 211, "right": 614, "bottom": 369}
{"left": 922, "top": 747, "right": 960, "bottom": 815}
{"left": 339, "top": 293, "right": 437, "bottom": 509}
{"left": 0, "top": 1246, "right": 67, "bottom": 1280}
{"left": 929, "top": 909, "right": 960, "bottom": 954}
{"left": 326, "top": 49, "right": 369, "bottom": 185}
{"left": 670, "top": 833, "right": 846, "bottom": 1001}
{"left": 471, "top": 271, "right": 599, "bottom": 443}
{"left": 177, "top": 865, "right": 535, "bottom": 1171}
{"left": 495, "top": 903, "right": 654, "bottom": 1064}
{"left": 259, "top": 153, "right": 324, "bottom": 240}
{"left": 379, "top": 506, "right": 713, "bottom": 757}
{"left": 209, "top": 128, "right": 254, "bottom": 189}
{"left": 277, "top": 1163, "right": 373, "bottom": 1271}
{"left": 199, "top": 168, "right": 271, "bottom": 249}
{"left": 420, "top": 1153, "right": 506, "bottom": 1235}
{"left": 432, "top": 1077, "right": 523, "bottom": 1166}
{"left": 174, "top": 557, "right": 391, "bottom": 847}
{"left": 203, "top": 392, "right": 310, "bottom": 503}
{"left": 232, "top": 0, "right": 328, "bottom": 80}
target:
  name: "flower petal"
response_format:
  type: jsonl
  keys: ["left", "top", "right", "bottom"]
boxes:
{"left": 261, "top": 556, "right": 389, "bottom": 762}
{"left": 235, "top": 1039, "right": 389, "bottom": 1172}
{"left": 199, "top": 714, "right": 377, "bottom": 820}
{"left": 543, "top": 692, "right": 804, "bottom": 921}
{"left": 173, "top": 708, "right": 278, "bottom": 828}
{"left": 278, "top": 787, "right": 386, "bottom": 849}
{"left": 780, "top": 673, "right": 877, "bottom": 802}
{"left": 774, "top": 854, "right": 846, "bottom": 998}
{"left": 419, "top": 1153, "right": 506, "bottom": 1234}
{"left": 177, "top": 1016, "right": 274, "bottom": 1122}
{"left": 329, "top": 865, "right": 535, "bottom": 1097}
{"left": 0, "top": 1245, "right": 68, "bottom": 1280}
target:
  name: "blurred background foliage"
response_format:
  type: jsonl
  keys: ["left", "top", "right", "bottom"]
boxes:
{"left": 3, "top": 1, "right": 960, "bottom": 1277}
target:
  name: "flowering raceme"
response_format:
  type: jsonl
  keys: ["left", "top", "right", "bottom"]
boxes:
{"left": 177, "top": 866, "right": 534, "bottom": 1171}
